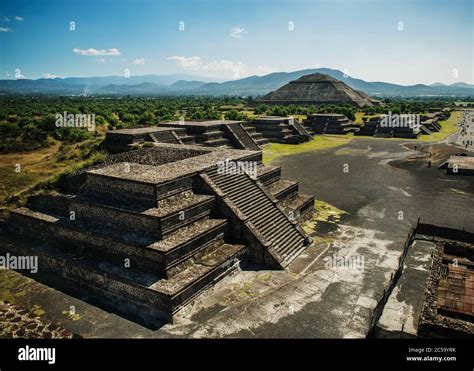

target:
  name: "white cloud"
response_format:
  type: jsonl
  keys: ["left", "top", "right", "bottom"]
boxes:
{"left": 167, "top": 56, "right": 202, "bottom": 69}
{"left": 133, "top": 58, "right": 145, "bottom": 65}
{"left": 73, "top": 48, "right": 121, "bottom": 56}
{"left": 167, "top": 55, "right": 277, "bottom": 79}
{"left": 96, "top": 58, "right": 106, "bottom": 64}
{"left": 15, "top": 16, "right": 23, "bottom": 21}
{"left": 42, "top": 73, "right": 60, "bottom": 79}
{"left": 0, "top": 27, "right": 12, "bottom": 32}
{"left": 230, "top": 27, "right": 247, "bottom": 39}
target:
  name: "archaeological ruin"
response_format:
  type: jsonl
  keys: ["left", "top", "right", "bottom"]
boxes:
{"left": 418, "top": 227, "right": 474, "bottom": 337}
{"left": 1, "top": 143, "right": 314, "bottom": 324}
{"left": 258, "top": 73, "right": 379, "bottom": 107}
{"left": 103, "top": 118, "right": 314, "bottom": 153}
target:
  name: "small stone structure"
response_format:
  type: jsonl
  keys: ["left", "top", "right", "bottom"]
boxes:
{"left": 355, "top": 111, "right": 451, "bottom": 138}
{"left": 1, "top": 144, "right": 314, "bottom": 324}
{"left": 355, "top": 116, "right": 379, "bottom": 136}
{"left": 248, "top": 116, "right": 312, "bottom": 144}
{"left": 419, "top": 238, "right": 473, "bottom": 337}
{"left": 103, "top": 120, "right": 264, "bottom": 153}
{"left": 303, "top": 113, "right": 355, "bottom": 135}
{"left": 439, "top": 155, "right": 474, "bottom": 175}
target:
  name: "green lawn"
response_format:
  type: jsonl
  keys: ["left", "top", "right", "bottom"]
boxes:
{"left": 418, "top": 110, "right": 462, "bottom": 142}
{"left": 262, "top": 135, "right": 352, "bottom": 165}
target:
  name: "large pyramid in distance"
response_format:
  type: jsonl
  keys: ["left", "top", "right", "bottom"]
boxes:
{"left": 259, "top": 73, "right": 376, "bottom": 107}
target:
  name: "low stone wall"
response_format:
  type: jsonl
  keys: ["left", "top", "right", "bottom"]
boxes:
{"left": 416, "top": 222, "right": 474, "bottom": 243}
{"left": 1, "top": 240, "right": 173, "bottom": 323}
{"left": 70, "top": 199, "right": 163, "bottom": 238}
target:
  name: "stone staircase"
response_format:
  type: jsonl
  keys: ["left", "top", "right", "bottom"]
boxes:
{"left": 204, "top": 167, "right": 311, "bottom": 268}
{"left": 242, "top": 123, "right": 269, "bottom": 146}
{"left": 251, "top": 117, "right": 311, "bottom": 144}
{"left": 5, "top": 169, "right": 245, "bottom": 324}
{"left": 255, "top": 164, "right": 314, "bottom": 221}
{"left": 200, "top": 129, "right": 232, "bottom": 147}
{"left": 222, "top": 123, "right": 261, "bottom": 151}
{"left": 291, "top": 120, "right": 313, "bottom": 141}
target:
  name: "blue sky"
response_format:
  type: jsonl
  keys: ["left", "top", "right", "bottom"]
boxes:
{"left": 1, "top": 0, "right": 472, "bottom": 85}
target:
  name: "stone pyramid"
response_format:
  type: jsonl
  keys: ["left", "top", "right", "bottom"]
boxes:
{"left": 259, "top": 73, "right": 376, "bottom": 107}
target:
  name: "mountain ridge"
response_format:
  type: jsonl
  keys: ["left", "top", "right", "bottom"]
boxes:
{"left": 1, "top": 68, "right": 472, "bottom": 97}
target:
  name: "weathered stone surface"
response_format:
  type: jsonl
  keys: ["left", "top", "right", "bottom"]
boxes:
{"left": 259, "top": 73, "right": 377, "bottom": 107}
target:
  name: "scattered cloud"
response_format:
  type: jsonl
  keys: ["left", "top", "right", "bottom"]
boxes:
{"left": 167, "top": 55, "right": 277, "bottom": 79}
{"left": 2, "top": 17, "right": 10, "bottom": 22}
{"left": 167, "top": 56, "right": 202, "bottom": 69}
{"left": 15, "top": 16, "right": 23, "bottom": 21}
{"left": 73, "top": 48, "right": 121, "bottom": 56}
{"left": 0, "top": 27, "right": 12, "bottom": 32}
{"left": 96, "top": 58, "right": 106, "bottom": 64}
{"left": 230, "top": 27, "right": 247, "bottom": 39}
{"left": 42, "top": 73, "right": 60, "bottom": 79}
{"left": 133, "top": 58, "right": 145, "bottom": 65}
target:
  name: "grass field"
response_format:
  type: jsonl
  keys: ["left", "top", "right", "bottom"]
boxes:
{"left": 0, "top": 139, "right": 105, "bottom": 211}
{"left": 262, "top": 135, "right": 352, "bottom": 165}
{"left": 418, "top": 110, "right": 462, "bottom": 142}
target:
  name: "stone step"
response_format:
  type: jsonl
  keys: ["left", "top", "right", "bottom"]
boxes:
{"left": 150, "top": 218, "right": 229, "bottom": 273}
{"left": 282, "top": 135, "right": 305, "bottom": 144}
{"left": 266, "top": 179, "right": 298, "bottom": 201}
{"left": 10, "top": 206, "right": 232, "bottom": 276}
{"left": 233, "top": 189, "right": 266, "bottom": 205}
{"left": 279, "top": 193, "right": 315, "bottom": 220}
{"left": 0, "top": 231, "right": 244, "bottom": 323}
{"left": 203, "top": 138, "right": 231, "bottom": 147}
{"left": 69, "top": 193, "right": 215, "bottom": 239}
{"left": 244, "top": 126, "right": 256, "bottom": 134}
{"left": 256, "top": 164, "right": 281, "bottom": 186}
{"left": 256, "top": 138, "right": 270, "bottom": 145}
{"left": 201, "top": 130, "right": 225, "bottom": 141}
{"left": 178, "top": 135, "right": 196, "bottom": 144}
{"left": 83, "top": 164, "right": 196, "bottom": 206}
{"left": 205, "top": 168, "right": 309, "bottom": 269}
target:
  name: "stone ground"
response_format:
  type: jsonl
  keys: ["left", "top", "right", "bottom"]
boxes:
{"left": 0, "top": 299, "right": 77, "bottom": 339}
{"left": 375, "top": 239, "right": 435, "bottom": 338}
{"left": 1, "top": 130, "right": 473, "bottom": 338}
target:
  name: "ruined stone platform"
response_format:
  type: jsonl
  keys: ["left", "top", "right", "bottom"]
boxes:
{"left": 103, "top": 120, "right": 262, "bottom": 153}
{"left": 2, "top": 143, "right": 314, "bottom": 324}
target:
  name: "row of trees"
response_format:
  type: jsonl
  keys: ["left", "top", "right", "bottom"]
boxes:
{"left": 0, "top": 95, "right": 458, "bottom": 153}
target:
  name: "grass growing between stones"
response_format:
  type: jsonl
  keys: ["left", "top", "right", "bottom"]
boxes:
{"left": 302, "top": 200, "right": 347, "bottom": 235}
{"left": 262, "top": 135, "right": 352, "bottom": 165}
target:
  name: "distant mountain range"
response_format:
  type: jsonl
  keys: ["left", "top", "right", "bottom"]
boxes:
{"left": 1, "top": 68, "right": 473, "bottom": 98}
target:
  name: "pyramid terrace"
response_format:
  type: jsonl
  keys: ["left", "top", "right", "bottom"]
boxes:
{"left": 2, "top": 143, "right": 314, "bottom": 324}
